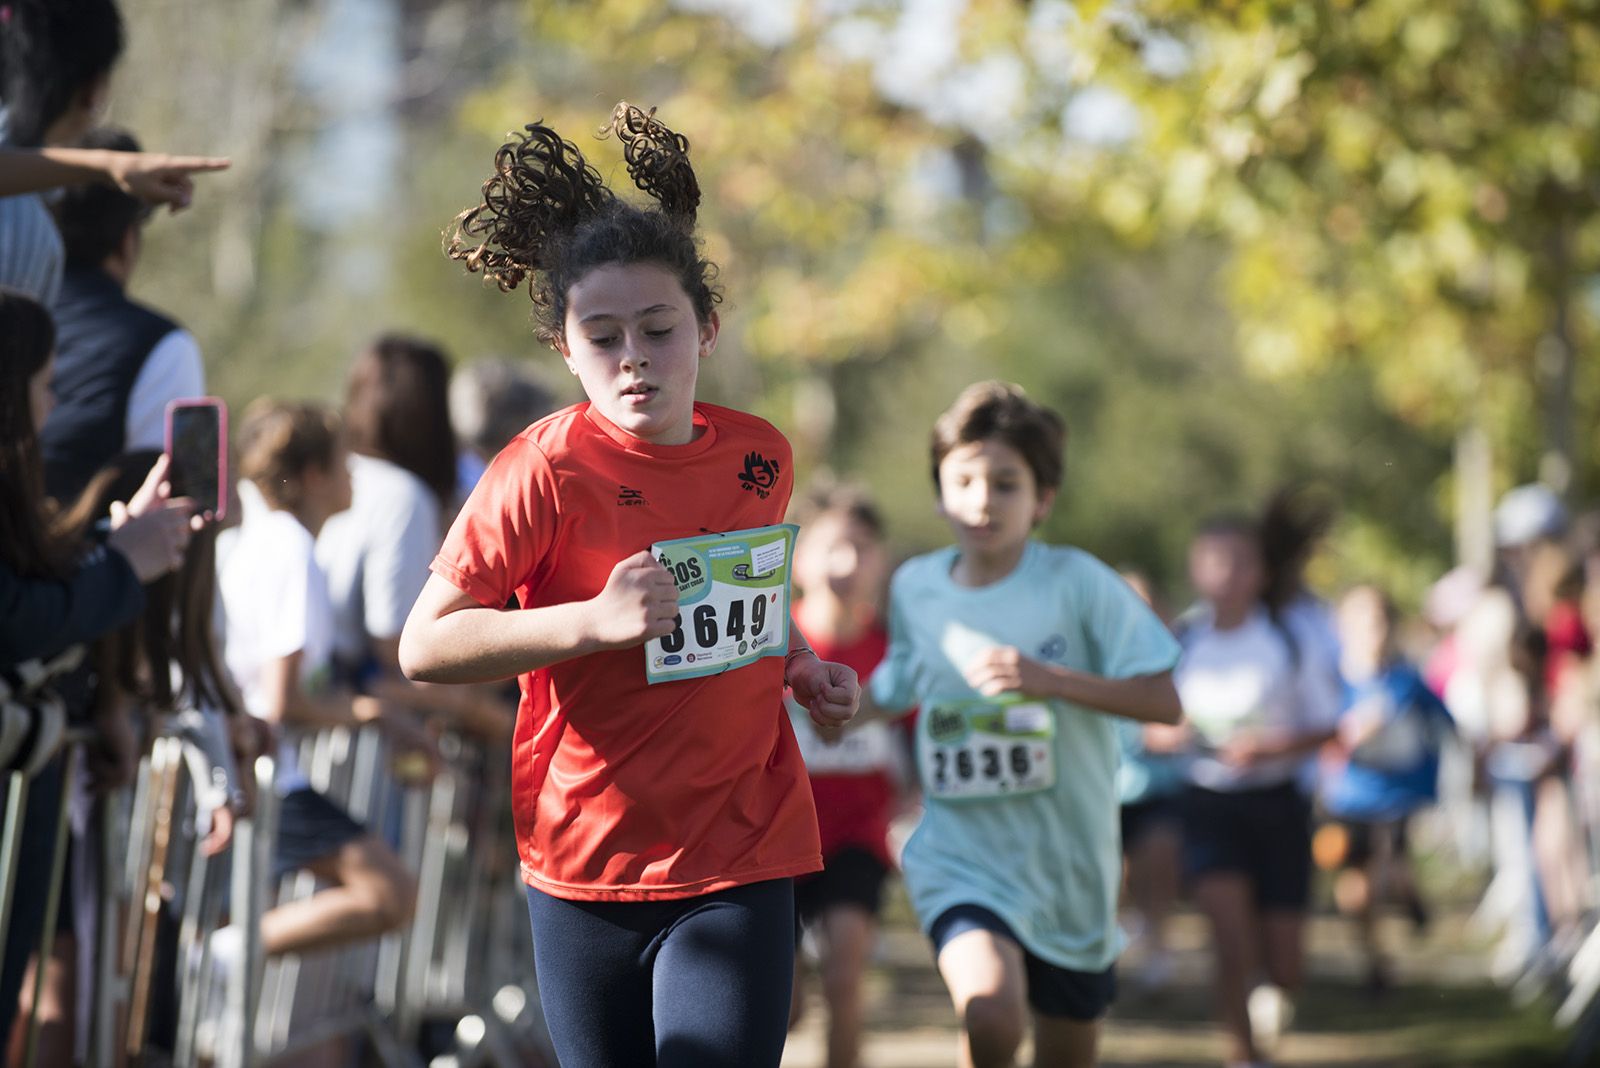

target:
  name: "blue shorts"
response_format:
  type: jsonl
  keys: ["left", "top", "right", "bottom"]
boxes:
{"left": 929, "top": 904, "right": 1117, "bottom": 1021}
{"left": 273, "top": 787, "right": 366, "bottom": 881}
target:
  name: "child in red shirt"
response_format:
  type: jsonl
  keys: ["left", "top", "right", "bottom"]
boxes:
{"left": 399, "top": 104, "right": 859, "bottom": 1068}
{"left": 786, "top": 486, "right": 900, "bottom": 1068}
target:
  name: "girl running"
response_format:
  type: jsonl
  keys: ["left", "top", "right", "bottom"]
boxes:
{"left": 1174, "top": 508, "right": 1340, "bottom": 1068}
{"left": 786, "top": 484, "right": 899, "bottom": 1068}
{"left": 399, "top": 104, "right": 859, "bottom": 1068}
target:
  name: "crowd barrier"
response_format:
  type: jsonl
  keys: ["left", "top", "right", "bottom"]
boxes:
{"left": 0, "top": 680, "right": 555, "bottom": 1068}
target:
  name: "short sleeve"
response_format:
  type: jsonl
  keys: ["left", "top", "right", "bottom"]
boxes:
{"left": 867, "top": 568, "right": 920, "bottom": 714}
{"left": 125, "top": 330, "right": 206, "bottom": 451}
{"left": 361, "top": 476, "right": 441, "bottom": 640}
{"left": 431, "top": 437, "right": 559, "bottom": 608}
{"left": 1077, "top": 553, "right": 1182, "bottom": 679}
{"left": 251, "top": 533, "right": 314, "bottom": 662}
{"left": 1293, "top": 636, "right": 1342, "bottom": 733}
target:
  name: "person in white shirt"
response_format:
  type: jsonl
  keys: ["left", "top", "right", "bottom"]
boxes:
{"left": 317, "top": 336, "right": 515, "bottom": 742}
{"left": 218, "top": 400, "right": 417, "bottom": 960}
{"left": 1174, "top": 511, "right": 1340, "bottom": 1068}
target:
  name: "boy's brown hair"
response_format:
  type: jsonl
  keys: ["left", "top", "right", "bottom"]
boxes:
{"left": 930, "top": 381, "right": 1066, "bottom": 492}
{"left": 237, "top": 399, "right": 341, "bottom": 511}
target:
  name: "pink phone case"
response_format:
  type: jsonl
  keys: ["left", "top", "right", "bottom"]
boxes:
{"left": 163, "top": 397, "right": 228, "bottom": 522}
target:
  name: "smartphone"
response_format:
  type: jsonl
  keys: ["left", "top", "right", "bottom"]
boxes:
{"left": 164, "top": 397, "right": 228, "bottom": 521}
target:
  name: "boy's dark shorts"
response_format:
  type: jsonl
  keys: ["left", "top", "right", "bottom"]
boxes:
{"left": 796, "top": 846, "right": 891, "bottom": 925}
{"left": 1182, "top": 781, "right": 1312, "bottom": 911}
{"left": 273, "top": 787, "right": 366, "bottom": 881}
{"left": 1120, "top": 795, "right": 1184, "bottom": 852}
{"left": 929, "top": 903, "right": 1117, "bottom": 1021}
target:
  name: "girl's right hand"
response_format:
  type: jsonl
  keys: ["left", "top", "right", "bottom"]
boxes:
{"left": 107, "top": 503, "right": 194, "bottom": 581}
{"left": 106, "top": 455, "right": 198, "bottom": 581}
{"left": 587, "top": 551, "right": 681, "bottom": 650}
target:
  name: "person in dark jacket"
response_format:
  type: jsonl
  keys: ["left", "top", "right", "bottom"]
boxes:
{"left": 0, "top": 287, "right": 192, "bottom": 1053}
{"left": 41, "top": 126, "right": 206, "bottom": 503}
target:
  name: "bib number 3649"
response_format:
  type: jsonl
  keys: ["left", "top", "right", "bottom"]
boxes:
{"left": 659, "top": 594, "right": 771, "bottom": 653}
{"left": 644, "top": 524, "right": 797, "bottom": 685}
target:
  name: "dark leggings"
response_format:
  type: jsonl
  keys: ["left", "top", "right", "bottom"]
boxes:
{"left": 526, "top": 877, "right": 796, "bottom": 1068}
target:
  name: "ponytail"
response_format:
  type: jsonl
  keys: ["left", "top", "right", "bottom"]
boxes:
{"left": 444, "top": 103, "right": 720, "bottom": 348}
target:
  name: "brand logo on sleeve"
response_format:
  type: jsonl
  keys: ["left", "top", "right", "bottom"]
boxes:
{"left": 617, "top": 485, "right": 648, "bottom": 506}
{"left": 737, "top": 452, "right": 781, "bottom": 499}
{"left": 1037, "top": 634, "right": 1068, "bottom": 662}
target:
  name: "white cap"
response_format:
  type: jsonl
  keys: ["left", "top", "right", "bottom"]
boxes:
{"left": 1494, "top": 483, "right": 1566, "bottom": 547}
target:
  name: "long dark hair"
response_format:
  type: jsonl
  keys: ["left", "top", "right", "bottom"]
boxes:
{"left": 444, "top": 102, "right": 720, "bottom": 347}
{"left": 0, "top": 0, "right": 123, "bottom": 147}
{"left": 1258, "top": 485, "right": 1334, "bottom": 612}
{"left": 342, "top": 335, "right": 456, "bottom": 509}
{"left": 0, "top": 287, "right": 64, "bottom": 577}
{"left": 88, "top": 453, "right": 240, "bottom": 717}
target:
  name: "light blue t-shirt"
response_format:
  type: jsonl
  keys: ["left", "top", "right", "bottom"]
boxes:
{"left": 870, "top": 541, "right": 1182, "bottom": 972}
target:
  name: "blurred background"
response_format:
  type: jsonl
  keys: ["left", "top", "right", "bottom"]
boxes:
{"left": 111, "top": 0, "right": 1599, "bottom": 607}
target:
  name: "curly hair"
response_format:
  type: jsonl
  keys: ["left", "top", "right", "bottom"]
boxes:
{"left": 444, "top": 102, "right": 720, "bottom": 347}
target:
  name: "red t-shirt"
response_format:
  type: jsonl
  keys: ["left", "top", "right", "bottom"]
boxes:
{"left": 432, "top": 402, "right": 822, "bottom": 901}
{"left": 797, "top": 621, "right": 896, "bottom": 868}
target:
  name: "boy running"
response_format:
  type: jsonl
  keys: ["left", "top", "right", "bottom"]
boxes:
{"left": 858, "top": 381, "right": 1182, "bottom": 1068}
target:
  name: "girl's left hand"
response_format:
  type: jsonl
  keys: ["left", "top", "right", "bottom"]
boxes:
{"left": 964, "top": 646, "right": 1056, "bottom": 699}
{"left": 788, "top": 655, "right": 859, "bottom": 739}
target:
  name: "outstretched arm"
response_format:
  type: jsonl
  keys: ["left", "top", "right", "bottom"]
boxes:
{"left": 0, "top": 146, "right": 230, "bottom": 207}
{"left": 399, "top": 551, "right": 678, "bottom": 684}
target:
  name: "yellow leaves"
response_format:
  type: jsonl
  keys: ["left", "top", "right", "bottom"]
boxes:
{"left": 1256, "top": 51, "right": 1315, "bottom": 119}
{"left": 1400, "top": 11, "right": 1461, "bottom": 67}
{"left": 1161, "top": 149, "right": 1217, "bottom": 228}
{"left": 1097, "top": 181, "right": 1155, "bottom": 239}
{"left": 1325, "top": 104, "right": 1384, "bottom": 172}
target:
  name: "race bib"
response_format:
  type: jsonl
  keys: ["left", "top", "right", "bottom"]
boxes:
{"left": 788, "top": 695, "right": 895, "bottom": 774}
{"left": 644, "top": 524, "right": 797, "bottom": 684}
{"left": 917, "top": 696, "right": 1056, "bottom": 801}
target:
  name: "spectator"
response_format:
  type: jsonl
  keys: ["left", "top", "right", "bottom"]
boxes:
{"left": 448, "top": 357, "right": 556, "bottom": 501}
{"left": 41, "top": 126, "right": 206, "bottom": 502}
{"left": 0, "top": 287, "right": 192, "bottom": 1056}
{"left": 0, "top": 0, "right": 124, "bottom": 305}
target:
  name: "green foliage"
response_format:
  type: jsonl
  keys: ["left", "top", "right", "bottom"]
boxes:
{"left": 116, "top": 0, "right": 1531, "bottom": 598}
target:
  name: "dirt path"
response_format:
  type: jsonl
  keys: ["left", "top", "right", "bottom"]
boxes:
{"left": 782, "top": 892, "right": 1579, "bottom": 1068}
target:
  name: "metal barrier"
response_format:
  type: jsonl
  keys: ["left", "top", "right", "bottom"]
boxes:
{"left": 0, "top": 687, "right": 555, "bottom": 1067}
{"left": 238, "top": 723, "right": 554, "bottom": 1068}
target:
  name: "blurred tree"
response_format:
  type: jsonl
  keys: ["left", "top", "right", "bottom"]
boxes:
{"left": 1039, "top": 0, "right": 1600, "bottom": 569}
{"left": 111, "top": 0, "right": 1469, "bottom": 599}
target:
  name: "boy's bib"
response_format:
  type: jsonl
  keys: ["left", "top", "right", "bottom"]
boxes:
{"left": 917, "top": 696, "right": 1056, "bottom": 801}
{"left": 644, "top": 524, "right": 797, "bottom": 684}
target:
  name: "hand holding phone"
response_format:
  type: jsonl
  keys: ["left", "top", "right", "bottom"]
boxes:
{"left": 164, "top": 397, "right": 228, "bottom": 521}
